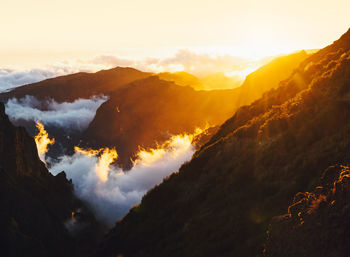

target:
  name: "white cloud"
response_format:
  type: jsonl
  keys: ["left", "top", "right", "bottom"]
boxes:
{"left": 0, "top": 65, "right": 99, "bottom": 92}
{"left": 49, "top": 134, "right": 195, "bottom": 226}
{"left": 5, "top": 95, "right": 108, "bottom": 131}
{"left": 0, "top": 49, "right": 264, "bottom": 92}
{"left": 91, "top": 49, "right": 261, "bottom": 77}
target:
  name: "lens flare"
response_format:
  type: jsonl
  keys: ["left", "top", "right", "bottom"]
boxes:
{"left": 74, "top": 146, "right": 118, "bottom": 182}
{"left": 34, "top": 121, "right": 55, "bottom": 161}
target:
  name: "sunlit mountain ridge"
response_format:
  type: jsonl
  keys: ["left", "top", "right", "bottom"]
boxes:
{"left": 0, "top": 51, "right": 308, "bottom": 169}
{"left": 90, "top": 28, "right": 350, "bottom": 257}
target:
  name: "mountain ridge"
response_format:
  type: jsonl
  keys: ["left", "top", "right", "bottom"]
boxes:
{"left": 90, "top": 28, "right": 350, "bottom": 257}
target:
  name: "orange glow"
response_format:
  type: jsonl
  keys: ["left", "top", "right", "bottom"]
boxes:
{"left": 1, "top": 0, "right": 348, "bottom": 67}
{"left": 75, "top": 146, "right": 118, "bottom": 182}
{"left": 134, "top": 127, "right": 205, "bottom": 167}
{"left": 74, "top": 146, "right": 102, "bottom": 157}
{"left": 95, "top": 148, "right": 118, "bottom": 182}
{"left": 225, "top": 65, "right": 261, "bottom": 80}
{"left": 34, "top": 121, "right": 55, "bottom": 161}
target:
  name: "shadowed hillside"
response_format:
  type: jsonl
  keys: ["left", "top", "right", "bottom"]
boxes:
{"left": 80, "top": 77, "right": 238, "bottom": 168}
{"left": 264, "top": 165, "right": 350, "bottom": 257}
{"left": 91, "top": 28, "right": 350, "bottom": 257}
{"left": 0, "top": 67, "right": 151, "bottom": 102}
{"left": 0, "top": 103, "right": 100, "bottom": 257}
{"left": 81, "top": 52, "right": 308, "bottom": 168}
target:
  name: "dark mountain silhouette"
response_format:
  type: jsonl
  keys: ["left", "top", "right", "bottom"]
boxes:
{"left": 0, "top": 103, "right": 100, "bottom": 257}
{"left": 0, "top": 67, "right": 151, "bottom": 161}
{"left": 80, "top": 77, "right": 239, "bottom": 168}
{"left": 0, "top": 67, "right": 151, "bottom": 102}
{"left": 90, "top": 28, "right": 350, "bottom": 257}
{"left": 264, "top": 165, "right": 350, "bottom": 257}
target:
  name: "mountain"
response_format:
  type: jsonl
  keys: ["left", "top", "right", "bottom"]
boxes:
{"left": 233, "top": 50, "right": 309, "bottom": 107}
{"left": 91, "top": 28, "right": 350, "bottom": 257}
{"left": 0, "top": 51, "right": 307, "bottom": 169}
{"left": 199, "top": 72, "right": 243, "bottom": 90}
{"left": 0, "top": 67, "right": 151, "bottom": 161}
{"left": 80, "top": 77, "right": 238, "bottom": 168}
{"left": 157, "top": 71, "right": 204, "bottom": 90}
{"left": 158, "top": 71, "right": 243, "bottom": 90}
{"left": 0, "top": 67, "right": 151, "bottom": 102}
{"left": 0, "top": 103, "right": 100, "bottom": 257}
{"left": 264, "top": 164, "right": 350, "bottom": 257}
{"left": 81, "top": 52, "right": 308, "bottom": 168}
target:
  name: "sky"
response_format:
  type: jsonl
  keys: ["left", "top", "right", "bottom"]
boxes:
{"left": 0, "top": 0, "right": 349, "bottom": 67}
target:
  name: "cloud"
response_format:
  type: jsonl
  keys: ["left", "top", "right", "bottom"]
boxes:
{"left": 0, "top": 49, "right": 265, "bottom": 92}
{"left": 48, "top": 134, "right": 195, "bottom": 226}
{"left": 0, "top": 66, "right": 89, "bottom": 92}
{"left": 91, "top": 49, "right": 261, "bottom": 77}
{"left": 5, "top": 95, "right": 108, "bottom": 131}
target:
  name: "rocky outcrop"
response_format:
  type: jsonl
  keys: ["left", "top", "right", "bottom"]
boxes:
{"left": 0, "top": 102, "right": 99, "bottom": 257}
{"left": 264, "top": 165, "right": 350, "bottom": 257}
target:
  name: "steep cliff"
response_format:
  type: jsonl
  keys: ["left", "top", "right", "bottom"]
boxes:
{"left": 0, "top": 103, "right": 99, "bottom": 257}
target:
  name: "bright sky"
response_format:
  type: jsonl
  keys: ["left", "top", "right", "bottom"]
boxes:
{"left": 0, "top": 0, "right": 349, "bottom": 66}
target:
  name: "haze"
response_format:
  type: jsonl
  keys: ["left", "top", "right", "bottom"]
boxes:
{"left": 1, "top": 0, "right": 349, "bottom": 66}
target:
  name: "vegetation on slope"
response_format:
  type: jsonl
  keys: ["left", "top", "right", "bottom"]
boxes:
{"left": 91, "top": 28, "right": 350, "bottom": 257}
{"left": 264, "top": 165, "right": 350, "bottom": 257}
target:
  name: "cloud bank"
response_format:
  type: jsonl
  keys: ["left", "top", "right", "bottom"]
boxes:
{"left": 0, "top": 65, "right": 97, "bottom": 92}
{"left": 0, "top": 49, "right": 265, "bottom": 92}
{"left": 5, "top": 95, "right": 108, "bottom": 131}
{"left": 49, "top": 134, "right": 195, "bottom": 226}
{"left": 91, "top": 49, "right": 261, "bottom": 77}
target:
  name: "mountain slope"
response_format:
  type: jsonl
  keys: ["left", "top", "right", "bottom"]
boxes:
{"left": 199, "top": 72, "right": 243, "bottom": 90}
{"left": 82, "top": 52, "right": 308, "bottom": 168}
{"left": 0, "top": 52, "right": 307, "bottom": 168}
{"left": 264, "top": 164, "right": 350, "bottom": 257}
{"left": 157, "top": 71, "right": 204, "bottom": 90}
{"left": 0, "top": 103, "right": 99, "bottom": 257}
{"left": 0, "top": 67, "right": 151, "bottom": 102}
{"left": 158, "top": 71, "right": 243, "bottom": 90}
{"left": 81, "top": 76, "right": 239, "bottom": 168}
{"left": 91, "top": 28, "right": 350, "bottom": 257}
{"left": 233, "top": 50, "right": 308, "bottom": 107}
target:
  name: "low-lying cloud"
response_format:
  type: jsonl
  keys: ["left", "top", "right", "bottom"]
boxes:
{"left": 49, "top": 134, "right": 195, "bottom": 226}
{"left": 5, "top": 95, "right": 107, "bottom": 131}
